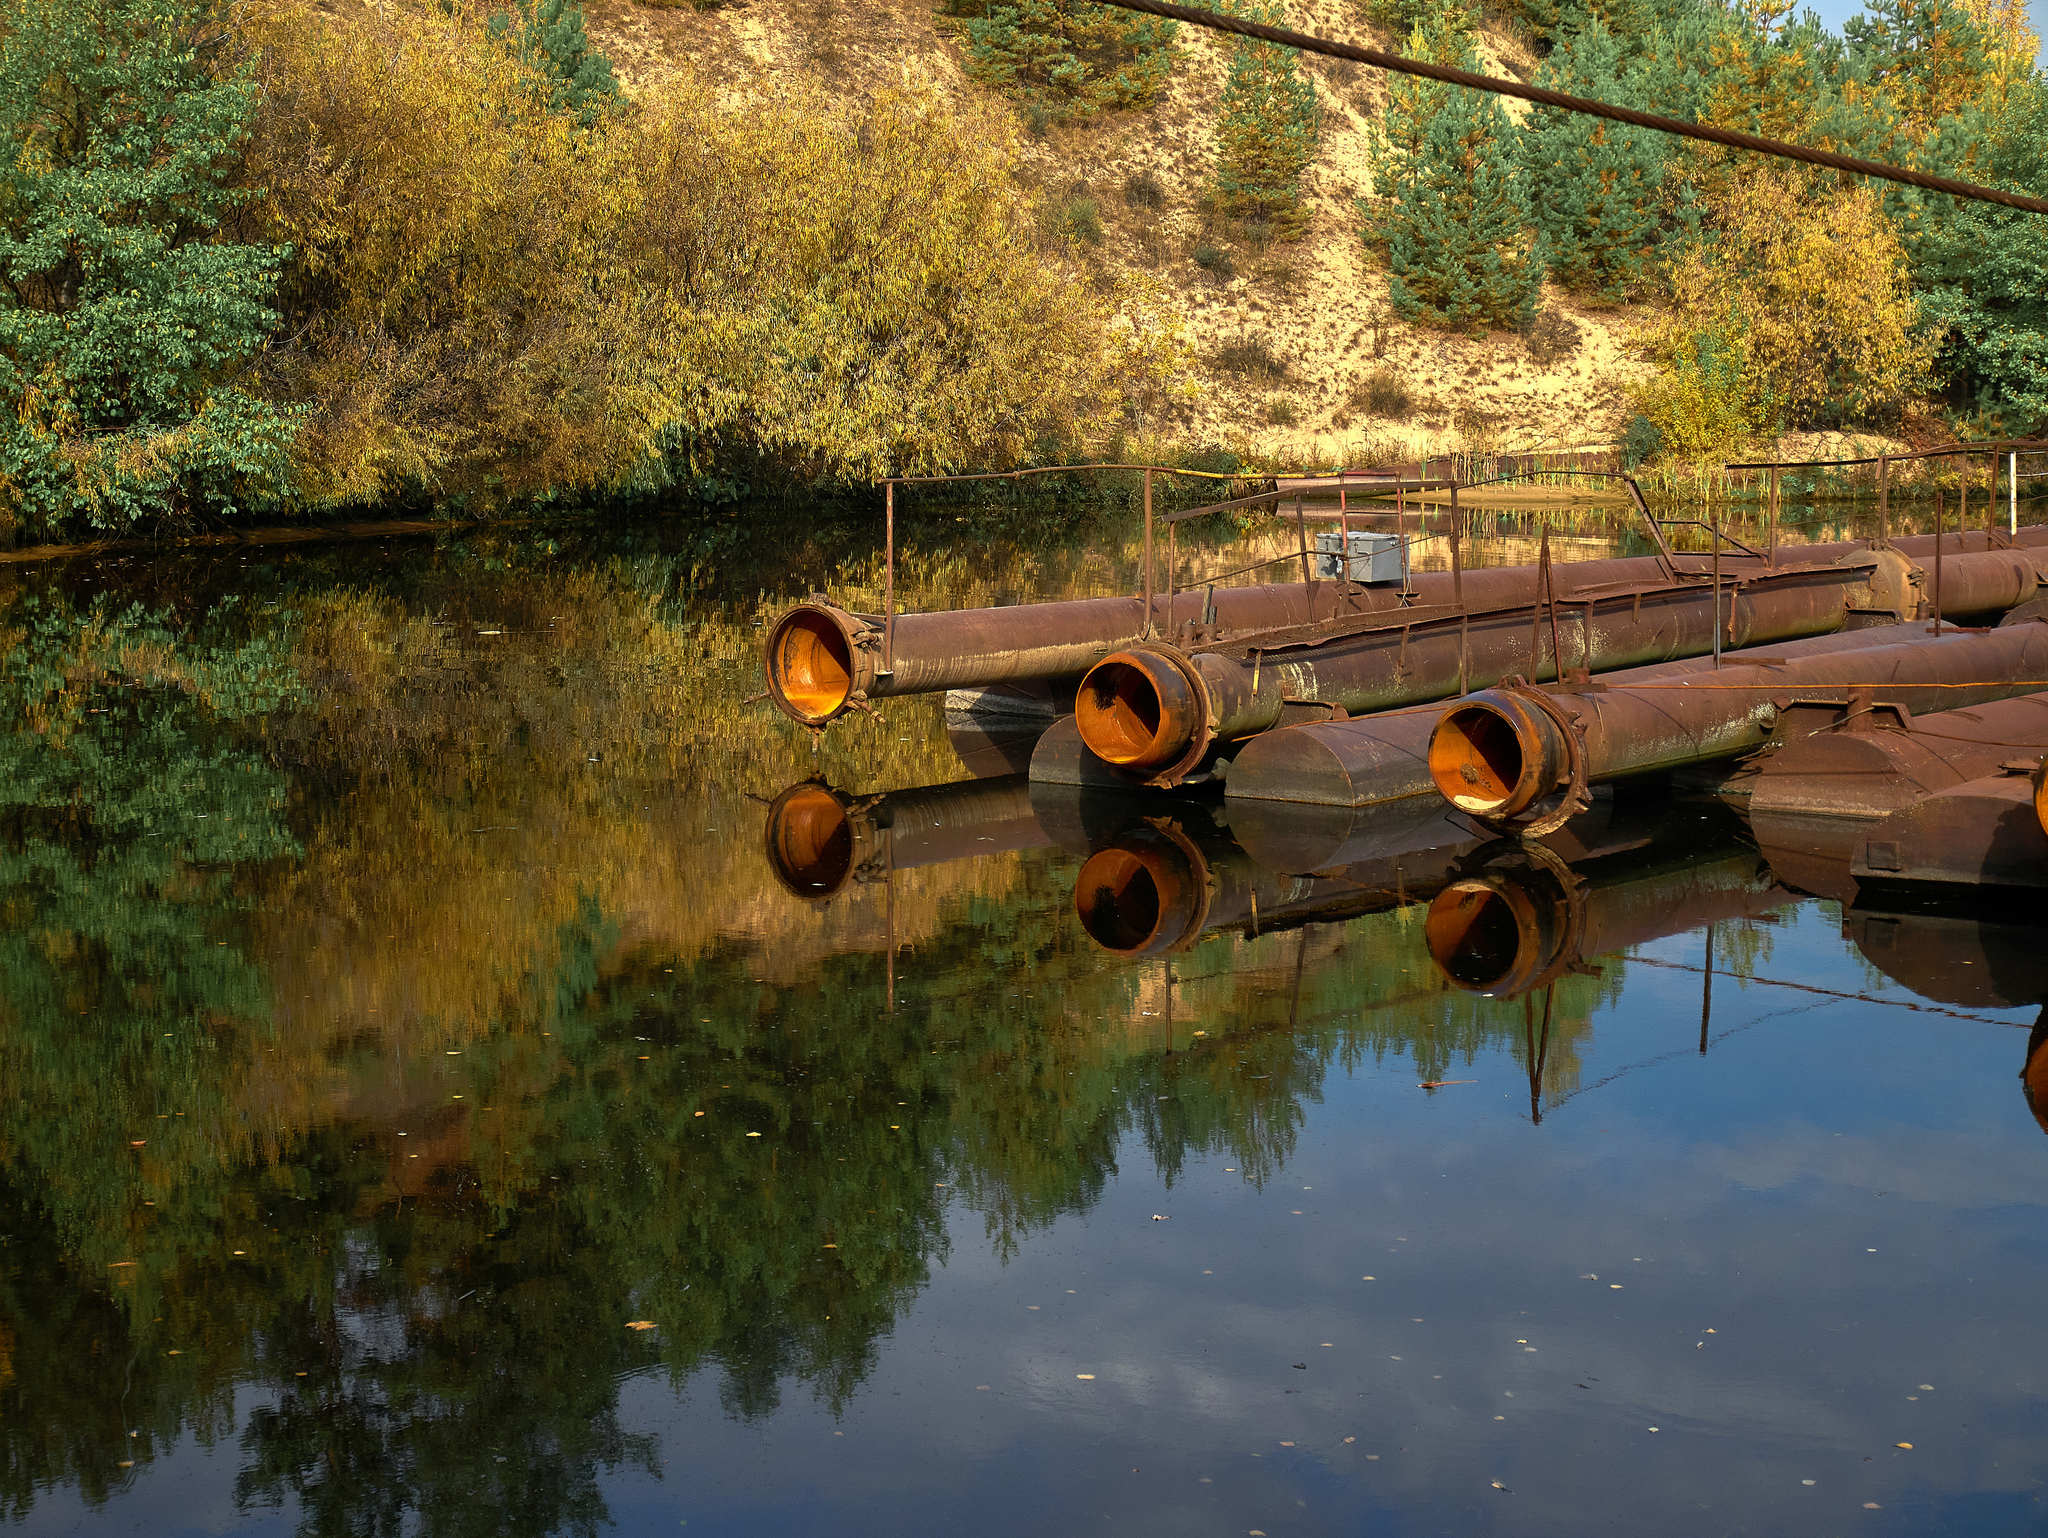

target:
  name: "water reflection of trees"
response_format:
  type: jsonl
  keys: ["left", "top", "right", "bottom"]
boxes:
{"left": 0, "top": 534, "right": 1825, "bottom": 1535}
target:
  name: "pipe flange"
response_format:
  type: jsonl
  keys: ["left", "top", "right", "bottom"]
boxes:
{"left": 1485, "top": 682, "right": 1593, "bottom": 840}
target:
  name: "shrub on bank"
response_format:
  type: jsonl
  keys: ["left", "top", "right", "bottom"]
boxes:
{"left": 0, "top": 0, "right": 1151, "bottom": 534}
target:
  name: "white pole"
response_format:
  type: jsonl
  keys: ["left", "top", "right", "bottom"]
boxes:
{"left": 2013, "top": 450, "right": 2020, "bottom": 537}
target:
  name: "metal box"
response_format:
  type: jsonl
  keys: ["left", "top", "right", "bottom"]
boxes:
{"left": 1314, "top": 529, "right": 1407, "bottom": 585}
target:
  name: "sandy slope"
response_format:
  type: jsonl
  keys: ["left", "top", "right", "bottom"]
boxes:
{"left": 581, "top": 0, "right": 1704, "bottom": 462}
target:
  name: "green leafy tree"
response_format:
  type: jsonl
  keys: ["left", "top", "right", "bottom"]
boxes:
{"left": 943, "top": 0, "right": 1178, "bottom": 119}
{"left": 0, "top": 0, "right": 296, "bottom": 534}
{"left": 1363, "top": 5, "right": 1541, "bottom": 331}
{"left": 1918, "top": 77, "right": 2048, "bottom": 429}
{"left": 1519, "top": 17, "right": 1671, "bottom": 299}
{"left": 1212, "top": 1, "right": 1320, "bottom": 234}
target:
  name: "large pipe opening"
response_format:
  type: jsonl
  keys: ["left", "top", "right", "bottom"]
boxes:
{"left": 1429, "top": 702, "right": 1534, "bottom": 816}
{"left": 1075, "top": 651, "right": 1199, "bottom": 770}
{"left": 1073, "top": 834, "right": 1203, "bottom": 954}
{"left": 763, "top": 782, "right": 857, "bottom": 898}
{"left": 1424, "top": 881, "right": 1533, "bottom": 992}
{"left": 768, "top": 609, "right": 857, "bottom": 725}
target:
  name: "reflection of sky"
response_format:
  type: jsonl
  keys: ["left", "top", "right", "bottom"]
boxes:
{"left": 1799, "top": 0, "right": 2048, "bottom": 62}
{"left": 575, "top": 895, "right": 2048, "bottom": 1537}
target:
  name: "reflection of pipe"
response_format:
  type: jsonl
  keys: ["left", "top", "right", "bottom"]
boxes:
{"left": 1429, "top": 622, "right": 2048, "bottom": 822}
{"left": 1229, "top": 620, "right": 1938, "bottom": 808}
{"left": 1071, "top": 807, "right": 1490, "bottom": 955}
{"left": 1423, "top": 835, "right": 1791, "bottom": 996}
{"left": 1070, "top": 795, "right": 1670, "bottom": 956}
{"left": 2023, "top": 1011, "right": 2048, "bottom": 1138}
{"left": 766, "top": 531, "right": 2042, "bottom": 729}
{"left": 763, "top": 775, "right": 1046, "bottom": 900}
{"left": 1844, "top": 908, "right": 2048, "bottom": 1011}
{"left": 1742, "top": 690, "right": 2048, "bottom": 818}
{"left": 1076, "top": 556, "right": 1896, "bottom": 781}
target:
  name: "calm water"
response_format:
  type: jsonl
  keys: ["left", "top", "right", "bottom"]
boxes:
{"left": 2, "top": 506, "right": 2045, "bottom": 1538}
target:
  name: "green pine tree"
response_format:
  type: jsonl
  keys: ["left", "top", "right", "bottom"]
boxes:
{"left": 943, "top": 0, "right": 1178, "bottom": 119}
{"left": 1519, "top": 17, "right": 1670, "bottom": 299}
{"left": 1363, "top": 6, "right": 1542, "bottom": 330}
{"left": 1212, "top": 2, "right": 1320, "bottom": 233}
{"left": 489, "top": 0, "right": 620, "bottom": 124}
{"left": 0, "top": 0, "right": 296, "bottom": 533}
{"left": 1918, "top": 77, "right": 2048, "bottom": 428}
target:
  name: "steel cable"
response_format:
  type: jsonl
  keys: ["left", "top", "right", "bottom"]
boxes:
{"left": 1089, "top": 0, "right": 2048, "bottom": 216}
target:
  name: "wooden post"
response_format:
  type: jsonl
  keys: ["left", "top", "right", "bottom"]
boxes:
{"left": 884, "top": 480, "right": 896, "bottom": 674}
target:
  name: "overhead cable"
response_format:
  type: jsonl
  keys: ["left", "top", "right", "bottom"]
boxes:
{"left": 1087, "top": 0, "right": 2048, "bottom": 216}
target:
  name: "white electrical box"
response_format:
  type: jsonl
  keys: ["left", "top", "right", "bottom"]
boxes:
{"left": 1314, "top": 529, "right": 1407, "bottom": 584}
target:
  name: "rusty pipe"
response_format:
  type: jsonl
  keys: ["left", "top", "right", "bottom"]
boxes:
{"left": 1084, "top": 557, "right": 1912, "bottom": 780}
{"left": 763, "top": 774, "right": 1046, "bottom": 900}
{"left": 765, "top": 529, "right": 2040, "bottom": 727}
{"left": 1226, "top": 621, "right": 1952, "bottom": 808}
{"left": 1849, "top": 767, "right": 2048, "bottom": 891}
{"left": 1082, "top": 546, "right": 2048, "bottom": 780}
{"left": 1428, "top": 620, "right": 2048, "bottom": 821}
{"left": 1740, "top": 689, "right": 2048, "bottom": 819}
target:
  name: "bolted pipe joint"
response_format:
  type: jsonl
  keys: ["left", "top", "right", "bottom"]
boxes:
{"left": 1075, "top": 647, "right": 1207, "bottom": 772}
{"left": 764, "top": 604, "right": 876, "bottom": 726}
{"left": 1071, "top": 823, "right": 1211, "bottom": 955}
{"left": 1426, "top": 690, "right": 1573, "bottom": 819}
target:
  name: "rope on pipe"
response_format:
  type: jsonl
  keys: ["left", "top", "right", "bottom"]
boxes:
{"left": 1087, "top": 0, "right": 2048, "bottom": 217}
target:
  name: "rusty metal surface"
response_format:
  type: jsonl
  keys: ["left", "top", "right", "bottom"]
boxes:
{"left": 766, "top": 527, "right": 2048, "bottom": 729}
{"left": 1076, "top": 563, "right": 1872, "bottom": 781}
{"left": 1428, "top": 620, "right": 2048, "bottom": 823}
{"left": 1227, "top": 621, "right": 1943, "bottom": 808}
{"left": 1423, "top": 829, "right": 1791, "bottom": 996}
{"left": 1073, "top": 547, "right": 2048, "bottom": 783}
{"left": 1849, "top": 770, "right": 2048, "bottom": 890}
{"left": 1736, "top": 690, "right": 2048, "bottom": 819}
{"left": 762, "top": 774, "right": 1046, "bottom": 901}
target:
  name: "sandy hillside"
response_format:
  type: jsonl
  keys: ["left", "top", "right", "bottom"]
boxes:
{"left": 585, "top": 0, "right": 1662, "bottom": 462}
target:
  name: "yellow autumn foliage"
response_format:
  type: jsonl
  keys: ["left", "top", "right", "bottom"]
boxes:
{"left": 1635, "top": 172, "right": 1931, "bottom": 459}
{"left": 232, "top": 0, "right": 1154, "bottom": 508}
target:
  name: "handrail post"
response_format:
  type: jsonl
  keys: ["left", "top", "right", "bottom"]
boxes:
{"left": 1295, "top": 492, "right": 1313, "bottom": 617}
{"left": 1767, "top": 466, "right": 1778, "bottom": 563}
{"left": 1142, "top": 467, "right": 1155, "bottom": 636}
{"left": 1166, "top": 521, "right": 1177, "bottom": 636}
{"left": 1712, "top": 510, "right": 1722, "bottom": 668}
{"left": 1933, "top": 487, "right": 1944, "bottom": 635}
{"left": 1877, "top": 455, "right": 1889, "bottom": 545}
{"left": 2014, "top": 449, "right": 2021, "bottom": 537}
{"left": 883, "top": 479, "right": 896, "bottom": 675}
{"left": 1451, "top": 481, "right": 1467, "bottom": 696}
